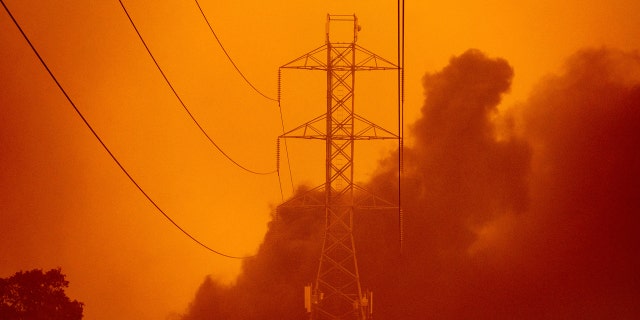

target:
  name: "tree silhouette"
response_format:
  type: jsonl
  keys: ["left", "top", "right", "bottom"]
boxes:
{"left": 0, "top": 268, "right": 83, "bottom": 320}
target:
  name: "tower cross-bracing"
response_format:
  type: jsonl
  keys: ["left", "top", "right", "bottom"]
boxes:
{"left": 279, "top": 14, "right": 399, "bottom": 320}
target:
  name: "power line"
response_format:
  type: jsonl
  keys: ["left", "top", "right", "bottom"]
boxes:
{"left": 192, "top": 0, "right": 296, "bottom": 200}
{"left": 1, "top": 0, "right": 253, "bottom": 260}
{"left": 193, "top": 0, "right": 278, "bottom": 102}
{"left": 398, "top": 0, "right": 405, "bottom": 254}
{"left": 117, "top": 0, "right": 276, "bottom": 176}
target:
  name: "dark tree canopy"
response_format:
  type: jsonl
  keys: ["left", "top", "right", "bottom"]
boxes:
{"left": 0, "top": 268, "right": 84, "bottom": 320}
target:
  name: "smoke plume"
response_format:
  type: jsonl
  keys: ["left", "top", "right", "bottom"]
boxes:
{"left": 182, "top": 48, "right": 640, "bottom": 319}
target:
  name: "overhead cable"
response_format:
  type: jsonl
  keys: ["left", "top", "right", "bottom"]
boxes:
{"left": 193, "top": 0, "right": 278, "bottom": 102}
{"left": 193, "top": 0, "right": 296, "bottom": 200}
{"left": 397, "top": 0, "right": 405, "bottom": 254}
{"left": 1, "top": 0, "right": 253, "bottom": 260}
{"left": 118, "top": 0, "right": 276, "bottom": 175}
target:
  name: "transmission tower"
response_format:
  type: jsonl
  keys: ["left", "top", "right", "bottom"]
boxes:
{"left": 278, "top": 14, "right": 399, "bottom": 320}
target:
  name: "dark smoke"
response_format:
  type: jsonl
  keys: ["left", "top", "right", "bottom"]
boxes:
{"left": 183, "top": 186, "right": 325, "bottom": 320}
{"left": 498, "top": 48, "right": 640, "bottom": 318}
{"left": 182, "top": 48, "right": 640, "bottom": 319}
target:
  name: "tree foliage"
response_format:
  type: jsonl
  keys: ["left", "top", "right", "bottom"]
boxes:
{"left": 0, "top": 268, "right": 83, "bottom": 320}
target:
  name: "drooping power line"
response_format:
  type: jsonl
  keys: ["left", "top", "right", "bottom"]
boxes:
{"left": 117, "top": 0, "right": 276, "bottom": 176}
{"left": 193, "top": 0, "right": 278, "bottom": 102}
{"left": 192, "top": 0, "right": 296, "bottom": 200}
{"left": 1, "top": 0, "right": 253, "bottom": 260}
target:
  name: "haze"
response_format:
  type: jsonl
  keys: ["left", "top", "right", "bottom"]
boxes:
{"left": 1, "top": 1, "right": 639, "bottom": 319}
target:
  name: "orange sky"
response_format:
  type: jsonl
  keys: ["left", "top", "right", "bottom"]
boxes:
{"left": 1, "top": 1, "right": 639, "bottom": 319}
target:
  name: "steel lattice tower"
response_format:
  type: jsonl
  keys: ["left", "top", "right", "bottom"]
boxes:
{"left": 278, "top": 15, "right": 399, "bottom": 320}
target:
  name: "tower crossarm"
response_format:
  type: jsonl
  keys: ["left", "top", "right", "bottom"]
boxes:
{"left": 354, "top": 45, "right": 398, "bottom": 70}
{"left": 279, "top": 113, "right": 327, "bottom": 139}
{"left": 353, "top": 113, "right": 398, "bottom": 140}
{"left": 353, "top": 184, "right": 399, "bottom": 210}
{"left": 281, "top": 44, "right": 398, "bottom": 71}
{"left": 281, "top": 44, "right": 329, "bottom": 70}
{"left": 277, "top": 185, "right": 326, "bottom": 211}
{"left": 278, "top": 113, "right": 398, "bottom": 141}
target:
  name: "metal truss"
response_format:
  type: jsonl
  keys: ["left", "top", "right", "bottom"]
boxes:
{"left": 278, "top": 14, "right": 398, "bottom": 320}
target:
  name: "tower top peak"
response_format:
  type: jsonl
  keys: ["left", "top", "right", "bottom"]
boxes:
{"left": 326, "top": 14, "right": 360, "bottom": 44}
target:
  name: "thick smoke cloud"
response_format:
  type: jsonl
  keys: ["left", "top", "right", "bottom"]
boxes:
{"left": 182, "top": 48, "right": 640, "bottom": 319}
{"left": 182, "top": 186, "right": 325, "bottom": 320}
{"left": 500, "top": 48, "right": 640, "bottom": 318}
{"left": 364, "top": 49, "right": 532, "bottom": 319}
